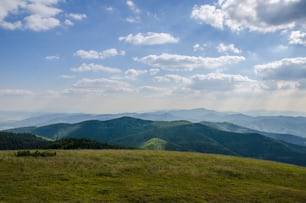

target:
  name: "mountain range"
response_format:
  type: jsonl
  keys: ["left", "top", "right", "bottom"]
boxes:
{"left": 5, "top": 117, "right": 306, "bottom": 166}
{"left": 1, "top": 108, "right": 306, "bottom": 139}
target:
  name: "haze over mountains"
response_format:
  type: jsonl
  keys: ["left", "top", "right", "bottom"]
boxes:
{"left": 2, "top": 108, "right": 306, "bottom": 139}
{"left": 3, "top": 108, "right": 306, "bottom": 166}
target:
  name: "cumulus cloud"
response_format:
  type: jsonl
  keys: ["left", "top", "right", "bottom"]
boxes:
{"left": 289, "top": 30, "right": 306, "bottom": 46}
{"left": 26, "top": 2, "right": 62, "bottom": 17}
{"left": 217, "top": 43, "right": 241, "bottom": 54}
{"left": 191, "top": 4, "right": 224, "bottom": 29}
{"left": 119, "top": 32, "right": 179, "bottom": 45}
{"left": 71, "top": 63, "right": 121, "bottom": 73}
{"left": 24, "top": 14, "right": 60, "bottom": 31}
{"left": 125, "top": 69, "right": 147, "bottom": 80}
{"left": 0, "top": 0, "right": 86, "bottom": 31}
{"left": 135, "top": 53, "right": 245, "bottom": 71}
{"left": 254, "top": 57, "right": 306, "bottom": 80}
{"left": 74, "top": 49, "right": 126, "bottom": 59}
{"left": 191, "top": 0, "right": 306, "bottom": 32}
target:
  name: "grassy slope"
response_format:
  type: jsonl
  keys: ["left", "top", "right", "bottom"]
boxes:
{"left": 1, "top": 150, "right": 306, "bottom": 202}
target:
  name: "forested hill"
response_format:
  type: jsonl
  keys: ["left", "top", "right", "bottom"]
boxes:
{"left": 6, "top": 117, "right": 306, "bottom": 166}
{"left": 0, "top": 132, "right": 48, "bottom": 150}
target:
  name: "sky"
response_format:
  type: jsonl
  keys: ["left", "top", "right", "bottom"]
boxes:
{"left": 1, "top": 0, "right": 306, "bottom": 114}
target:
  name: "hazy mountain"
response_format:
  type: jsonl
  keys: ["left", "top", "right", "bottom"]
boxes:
{"left": 201, "top": 121, "right": 306, "bottom": 147}
{"left": 8, "top": 117, "right": 306, "bottom": 166}
{"left": 2, "top": 108, "right": 306, "bottom": 138}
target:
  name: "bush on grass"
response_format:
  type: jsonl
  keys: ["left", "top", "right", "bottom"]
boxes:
{"left": 16, "top": 150, "right": 56, "bottom": 157}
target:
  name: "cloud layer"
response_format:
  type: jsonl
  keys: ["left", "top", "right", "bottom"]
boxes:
{"left": 135, "top": 53, "right": 245, "bottom": 71}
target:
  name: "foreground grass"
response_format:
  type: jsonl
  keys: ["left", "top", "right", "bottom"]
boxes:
{"left": 1, "top": 150, "right": 306, "bottom": 202}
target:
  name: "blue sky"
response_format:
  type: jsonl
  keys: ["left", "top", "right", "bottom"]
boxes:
{"left": 1, "top": 0, "right": 306, "bottom": 114}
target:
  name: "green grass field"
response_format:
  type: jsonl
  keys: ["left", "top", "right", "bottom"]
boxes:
{"left": 1, "top": 150, "right": 306, "bottom": 202}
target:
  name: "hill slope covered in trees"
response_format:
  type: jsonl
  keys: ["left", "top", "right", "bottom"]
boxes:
{"left": 7, "top": 117, "right": 306, "bottom": 166}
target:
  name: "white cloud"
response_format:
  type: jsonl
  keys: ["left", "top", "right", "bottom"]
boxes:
{"left": 154, "top": 74, "right": 192, "bottom": 85}
{"left": 254, "top": 57, "right": 306, "bottom": 80}
{"left": 217, "top": 43, "right": 241, "bottom": 54}
{"left": 189, "top": 73, "right": 255, "bottom": 91}
{"left": 0, "top": 88, "right": 34, "bottom": 96}
{"left": 289, "top": 30, "right": 306, "bottom": 46}
{"left": 59, "top": 75, "right": 75, "bottom": 79}
{"left": 260, "top": 80, "right": 300, "bottom": 91}
{"left": 193, "top": 43, "right": 207, "bottom": 52}
{"left": 138, "top": 86, "right": 169, "bottom": 95}
{"left": 0, "top": 0, "right": 85, "bottom": 31}
{"left": 45, "top": 55, "right": 60, "bottom": 60}
{"left": 105, "top": 6, "right": 114, "bottom": 12}
{"left": 149, "top": 68, "right": 160, "bottom": 75}
{"left": 74, "top": 49, "right": 126, "bottom": 59}
{"left": 191, "top": 0, "right": 306, "bottom": 32}
{"left": 73, "top": 78, "right": 133, "bottom": 93}
{"left": 27, "top": 2, "right": 62, "bottom": 17}
{"left": 125, "top": 69, "right": 147, "bottom": 80}
{"left": 64, "top": 19, "right": 73, "bottom": 26}
{"left": 24, "top": 14, "right": 60, "bottom": 31}
{"left": 0, "top": 21, "right": 22, "bottom": 30}
{"left": 119, "top": 32, "right": 179, "bottom": 45}
{"left": 139, "top": 86, "right": 166, "bottom": 92}
{"left": 71, "top": 63, "right": 121, "bottom": 74}
{"left": 191, "top": 4, "right": 224, "bottom": 29}
{"left": 67, "top": 13, "right": 87, "bottom": 21}
{"left": 135, "top": 53, "right": 245, "bottom": 71}
{"left": 126, "top": 0, "right": 141, "bottom": 14}
{"left": 126, "top": 17, "right": 140, "bottom": 23}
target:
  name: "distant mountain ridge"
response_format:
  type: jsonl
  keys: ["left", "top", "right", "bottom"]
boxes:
{"left": 6, "top": 117, "right": 306, "bottom": 166}
{"left": 2, "top": 108, "right": 306, "bottom": 138}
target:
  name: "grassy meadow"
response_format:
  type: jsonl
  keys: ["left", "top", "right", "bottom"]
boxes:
{"left": 1, "top": 150, "right": 306, "bottom": 202}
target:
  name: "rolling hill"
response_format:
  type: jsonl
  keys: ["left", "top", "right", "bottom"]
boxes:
{"left": 7, "top": 117, "right": 306, "bottom": 166}
{"left": 1, "top": 150, "right": 306, "bottom": 202}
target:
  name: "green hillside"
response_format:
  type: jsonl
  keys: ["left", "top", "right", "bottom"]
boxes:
{"left": 1, "top": 150, "right": 306, "bottom": 202}
{"left": 140, "top": 138, "right": 168, "bottom": 150}
{"left": 8, "top": 117, "right": 306, "bottom": 166}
